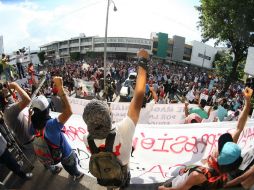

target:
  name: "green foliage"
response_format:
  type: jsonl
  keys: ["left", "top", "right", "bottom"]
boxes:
{"left": 70, "top": 52, "right": 81, "bottom": 61}
{"left": 213, "top": 51, "right": 245, "bottom": 81}
{"left": 196, "top": 0, "right": 254, "bottom": 88}
{"left": 37, "top": 51, "right": 45, "bottom": 65}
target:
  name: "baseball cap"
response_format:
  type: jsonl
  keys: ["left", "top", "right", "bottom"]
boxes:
{"left": 217, "top": 133, "right": 242, "bottom": 167}
{"left": 31, "top": 95, "right": 49, "bottom": 111}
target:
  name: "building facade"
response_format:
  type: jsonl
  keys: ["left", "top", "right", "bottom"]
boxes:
{"left": 152, "top": 33, "right": 218, "bottom": 69}
{"left": 40, "top": 36, "right": 152, "bottom": 61}
{"left": 40, "top": 34, "right": 218, "bottom": 69}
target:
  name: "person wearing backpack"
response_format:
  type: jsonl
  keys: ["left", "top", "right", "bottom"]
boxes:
{"left": 158, "top": 87, "right": 253, "bottom": 190}
{"left": 29, "top": 77, "right": 84, "bottom": 180}
{"left": 82, "top": 49, "right": 149, "bottom": 189}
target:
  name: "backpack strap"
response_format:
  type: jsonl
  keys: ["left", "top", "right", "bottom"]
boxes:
{"left": 105, "top": 132, "right": 116, "bottom": 152}
{"left": 87, "top": 134, "right": 99, "bottom": 154}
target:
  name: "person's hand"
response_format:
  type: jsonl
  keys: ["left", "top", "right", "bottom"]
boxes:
{"left": 6, "top": 82, "right": 17, "bottom": 90}
{"left": 243, "top": 87, "right": 253, "bottom": 102}
{"left": 53, "top": 77, "right": 63, "bottom": 90}
{"left": 137, "top": 49, "right": 149, "bottom": 60}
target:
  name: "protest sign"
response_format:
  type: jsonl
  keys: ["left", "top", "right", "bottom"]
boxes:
{"left": 45, "top": 110, "right": 254, "bottom": 184}
{"left": 73, "top": 78, "right": 94, "bottom": 96}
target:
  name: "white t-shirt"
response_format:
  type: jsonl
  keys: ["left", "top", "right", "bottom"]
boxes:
{"left": 83, "top": 116, "right": 135, "bottom": 165}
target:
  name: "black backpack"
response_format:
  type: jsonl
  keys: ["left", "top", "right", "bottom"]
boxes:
{"left": 87, "top": 132, "right": 129, "bottom": 188}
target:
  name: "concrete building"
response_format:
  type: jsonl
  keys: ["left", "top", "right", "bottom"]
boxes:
{"left": 152, "top": 34, "right": 218, "bottom": 69}
{"left": 40, "top": 34, "right": 218, "bottom": 69}
{"left": 40, "top": 36, "right": 152, "bottom": 62}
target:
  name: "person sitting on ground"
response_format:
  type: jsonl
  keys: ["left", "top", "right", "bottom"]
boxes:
{"left": 185, "top": 99, "right": 210, "bottom": 119}
{"left": 184, "top": 113, "right": 202, "bottom": 124}
{"left": 158, "top": 87, "right": 252, "bottom": 190}
{"left": 29, "top": 77, "right": 84, "bottom": 180}
{"left": 82, "top": 49, "right": 148, "bottom": 188}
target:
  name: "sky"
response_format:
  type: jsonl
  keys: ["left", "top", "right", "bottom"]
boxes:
{"left": 0, "top": 0, "right": 209, "bottom": 53}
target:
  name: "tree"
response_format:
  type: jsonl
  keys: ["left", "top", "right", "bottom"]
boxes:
{"left": 37, "top": 51, "right": 45, "bottom": 65}
{"left": 213, "top": 51, "right": 245, "bottom": 81}
{"left": 70, "top": 52, "right": 81, "bottom": 61}
{"left": 196, "top": 0, "right": 254, "bottom": 90}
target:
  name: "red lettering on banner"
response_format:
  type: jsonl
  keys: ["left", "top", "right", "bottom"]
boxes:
{"left": 140, "top": 132, "right": 155, "bottom": 149}
{"left": 135, "top": 132, "right": 223, "bottom": 155}
{"left": 170, "top": 136, "right": 188, "bottom": 154}
{"left": 238, "top": 127, "right": 254, "bottom": 147}
{"left": 153, "top": 133, "right": 173, "bottom": 152}
{"left": 184, "top": 137, "right": 197, "bottom": 152}
{"left": 63, "top": 126, "right": 87, "bottom": 142}
{"left": 139, "top": 165, "right": 166, "bottom": 178}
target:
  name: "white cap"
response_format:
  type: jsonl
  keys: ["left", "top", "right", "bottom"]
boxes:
{"left": 31, "top": 95, "right": 49, "bottom": 111}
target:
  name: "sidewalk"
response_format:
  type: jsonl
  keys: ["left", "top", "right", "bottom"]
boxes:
{"left": 1, "top": 145, "right": 244, "bottom": 190}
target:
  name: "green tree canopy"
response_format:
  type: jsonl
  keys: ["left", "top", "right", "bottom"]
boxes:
{"left": 196, "top": 0, "right": 254, "bottom": 88}
{"left": 70, "top": 52, "right": 81, "bottom": 62}
{"left": 213, "top": 51, "right": 245, "bottom": 80}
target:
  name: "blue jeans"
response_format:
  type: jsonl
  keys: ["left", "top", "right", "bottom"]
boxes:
{"left": 48, "top": 151, "right": 81, "bottom": 176}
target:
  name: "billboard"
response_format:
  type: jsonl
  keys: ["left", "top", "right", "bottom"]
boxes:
{"left": 245, "top": 47, "right": 254, "bottom": 76}
{"left": 156, "top": 33, "right": 168, "bottom": 59}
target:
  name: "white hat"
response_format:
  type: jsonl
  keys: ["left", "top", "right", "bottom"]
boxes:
{"left": 31, "top": 95, "right": 49, "bottom": 111}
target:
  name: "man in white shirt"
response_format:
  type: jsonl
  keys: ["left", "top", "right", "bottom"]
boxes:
{"left": 82, "top": 49, "right": 148, "bottom": 188}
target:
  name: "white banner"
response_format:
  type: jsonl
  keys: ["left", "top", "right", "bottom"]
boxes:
{"left": 47, "top": 111, "right": 254, "bottom": 184}
{"left": 73, "top": 78, "right": 94, "bottom": 96}
{"left": 245, "top": 47, "right": 254, "bottom": 76}
{"left": 70, "top": 98, "right": 211, "bottom": 124}
{"left": 68, "top": 97, "right": 90, "bottom": 115}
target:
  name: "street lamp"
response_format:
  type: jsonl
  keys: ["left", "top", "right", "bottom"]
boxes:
{"left": 201, "top": 47, "right": 206, "bottom": 69}
{"left": 103, "top": 0, "right": 117, "bottom": 93}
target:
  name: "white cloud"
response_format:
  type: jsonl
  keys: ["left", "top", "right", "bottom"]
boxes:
{"left": 0, "top": 0, "right": 214, "bottom": 53}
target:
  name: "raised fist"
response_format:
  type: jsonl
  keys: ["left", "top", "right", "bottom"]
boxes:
{"left": 53, "top": 77, "right": 63, "bottom": 89}
{"left": 243, "top": 87, "right": 253, "bottom": 102}
{"left": 137, "top": 49, "right": 149, "bottom": 60}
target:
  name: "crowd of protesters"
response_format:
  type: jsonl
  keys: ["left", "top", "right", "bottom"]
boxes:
{"left": 0, "top": 49, "right": 254, "bottom": 190}
{"left": 0, "top": 50, "right": 250, "bottom": 125}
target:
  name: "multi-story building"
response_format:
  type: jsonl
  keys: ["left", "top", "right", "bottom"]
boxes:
{"left": 40, "top": 33, "right": 218, "bottom": 69}
{"left": 152, "top": 33, "right": 218, "bottom": 69}
{"left": 40, "top": 35, "right": 152, "bottom": 61}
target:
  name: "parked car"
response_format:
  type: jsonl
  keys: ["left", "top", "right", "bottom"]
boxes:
{"left": 119, "top": 79, "right": 135, "bottom": 102}
{"left": 127, "top": 72, "right": 137, "bottom": 80}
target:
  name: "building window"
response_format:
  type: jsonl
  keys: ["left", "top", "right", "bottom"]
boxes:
{"left": 168, "top": 44, "right": 173, "bottom": 52}
{"left": 153, "top": 41, "right": 158, "bottom": 48}
{"left": 183, "top": 56, "right": 191, "bottom": 61}
{"left": 94, "top": 43, "right": 151, "bottom": 50}
{"left": 70, "top": 39, "right": 79, "bottom": 44}
{"left": 81, "top": 38, "right": 92, "bottom": 43}
{"left": 184, "top": 47, "right": 192, "bottom": 55}
{"left": 60, "top": 41, "right": 68, "bottom": 46}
